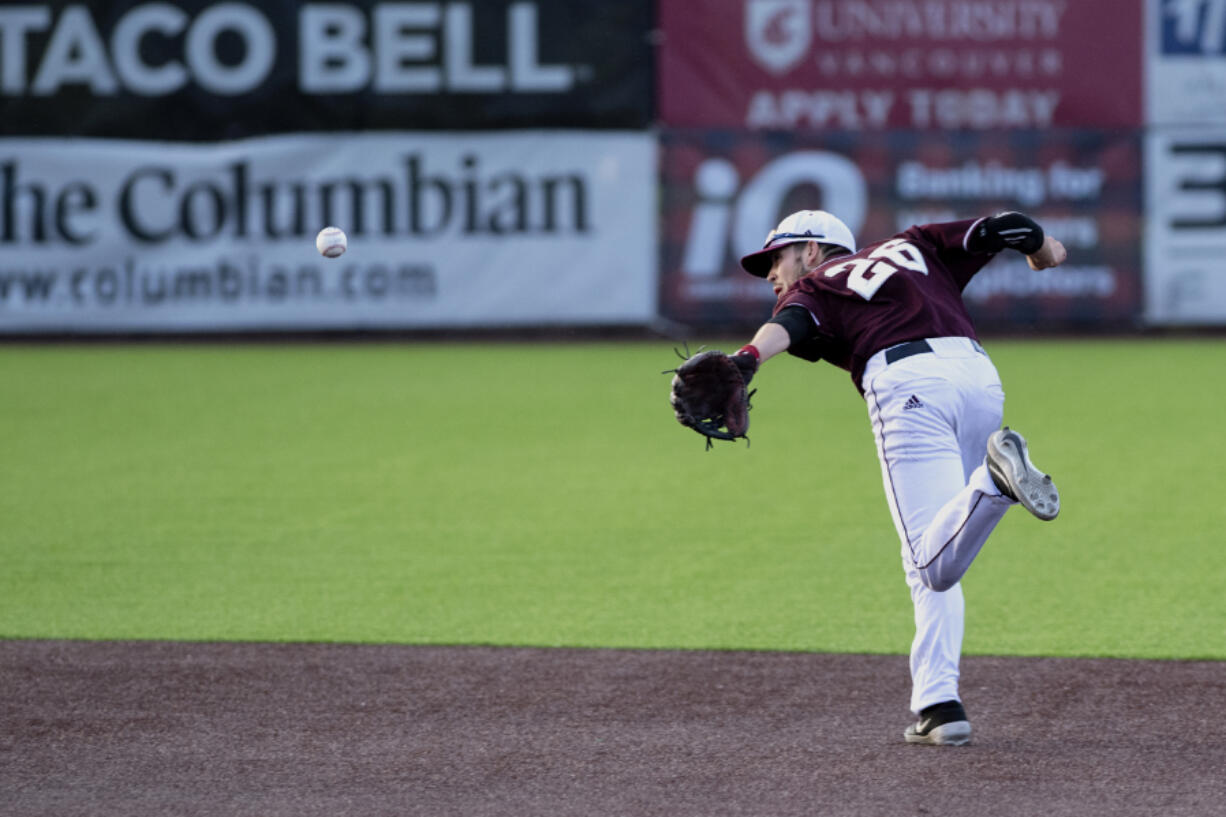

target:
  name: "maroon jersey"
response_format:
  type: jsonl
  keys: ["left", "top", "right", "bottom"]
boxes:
{"left": 773, "top": 219, "right": 995, "bottom": 393}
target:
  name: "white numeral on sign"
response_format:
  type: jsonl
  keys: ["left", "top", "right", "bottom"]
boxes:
{"left": 825, "top": 239, "right": 928, "bottom": 300}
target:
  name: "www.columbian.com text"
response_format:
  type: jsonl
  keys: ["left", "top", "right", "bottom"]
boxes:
{"left": 0, "top": 256, "right": 437, "bottom": 309}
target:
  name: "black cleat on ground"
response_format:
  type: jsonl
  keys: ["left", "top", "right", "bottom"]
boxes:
{"left": 904, "top": 700, "right": 972, "bottom": 746}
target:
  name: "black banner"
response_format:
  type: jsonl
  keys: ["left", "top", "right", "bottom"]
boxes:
{"left": 658, "top": 128, "right": 1142, "bottom": 333}
{"left": 0, "top": 0, "right": 654, "bottom": 139}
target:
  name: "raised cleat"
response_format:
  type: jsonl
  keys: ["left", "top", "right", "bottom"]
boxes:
{"left": 987, "top": 427, "right": 1060, "bottom": 520}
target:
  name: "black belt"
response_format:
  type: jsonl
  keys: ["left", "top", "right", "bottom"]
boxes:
{"left": 883, "top": 339, "right": 933, "bottom": 364}
{"left": 883, "top": 338, "right": 985, "bottom": 365}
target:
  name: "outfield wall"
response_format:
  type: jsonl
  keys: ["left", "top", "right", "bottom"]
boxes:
{"left": 1, "top": 0, "right": 1224, "bottom": 334}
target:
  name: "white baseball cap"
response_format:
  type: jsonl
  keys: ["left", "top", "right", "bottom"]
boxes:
{"left": 739, "top": 210, "right": 857, "bottom": 277}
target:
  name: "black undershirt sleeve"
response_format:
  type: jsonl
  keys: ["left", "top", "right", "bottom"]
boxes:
{"left": 767, "top": 305, "right": 828, "bottom": 362}
{"left": 965, "top": 211, "right": 1045, "bottom": 255}
{"left": 768, "top": 304, "right": 818, "bottom": 345}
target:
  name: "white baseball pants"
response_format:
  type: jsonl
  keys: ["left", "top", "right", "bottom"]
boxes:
{"left": 861, "top": 337, "right": 1015, "bottom": 714}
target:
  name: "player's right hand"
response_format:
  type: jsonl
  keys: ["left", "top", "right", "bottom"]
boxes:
{"left": 1026, "top": 236, "right": 1067, "bottom": 270}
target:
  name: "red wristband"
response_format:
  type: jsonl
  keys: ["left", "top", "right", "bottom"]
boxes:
{"left": 735, "top": 344, "right": 761, "bottom": 363}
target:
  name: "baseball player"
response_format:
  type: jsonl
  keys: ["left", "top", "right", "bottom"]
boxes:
{"left": 678, "top": 209, "right": 1065, "bottom": 746}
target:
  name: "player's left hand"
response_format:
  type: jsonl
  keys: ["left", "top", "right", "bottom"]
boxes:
{"left": 1026, "top": 236, "right": 1067, "bottom": 270}
{"left": 667, "top": 350, "right": 755, "bottom": 448}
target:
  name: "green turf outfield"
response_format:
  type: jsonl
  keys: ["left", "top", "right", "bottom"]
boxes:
{"left": 1, "top": 339, "right": 1223, "bottom": 659}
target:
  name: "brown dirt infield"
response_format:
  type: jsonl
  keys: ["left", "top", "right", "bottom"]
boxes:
{"left": 2, "top": 640, "right": 1223, "bottom": 817}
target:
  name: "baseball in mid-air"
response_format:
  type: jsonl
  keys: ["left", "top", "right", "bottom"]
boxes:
{"left": 315, "top": 226, "right": 347, "bottom": 258}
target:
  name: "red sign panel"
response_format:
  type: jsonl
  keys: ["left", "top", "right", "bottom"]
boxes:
{"left": 658, "top": 129, "right": 1142, "bottom": 332}
{"left": 659, "top": 0, "right": 1143, "bottom": 130}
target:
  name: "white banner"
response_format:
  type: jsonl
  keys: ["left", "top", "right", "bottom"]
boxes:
{"left": 1145, "top": 129, "right": 1226, "bottom": 323}
{"left": 0, "top": 132, "right": 657, "bottom": 332}
{"left": 1147, "top": 0, "right": 1226, "bottom": 125}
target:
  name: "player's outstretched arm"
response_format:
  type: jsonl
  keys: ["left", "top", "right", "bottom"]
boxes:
{"left": 717, "top": 322, "right": 792, "bottom": 388}
{"left": 746, "top": 322, "right": 792, "bottom": 363}
{"left": 1025, "top": 235, "right": 1067, "bottom": 270}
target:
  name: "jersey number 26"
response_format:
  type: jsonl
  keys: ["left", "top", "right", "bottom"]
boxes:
{"left": 824, "top": 239, "right": 928, "bottom": 300}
